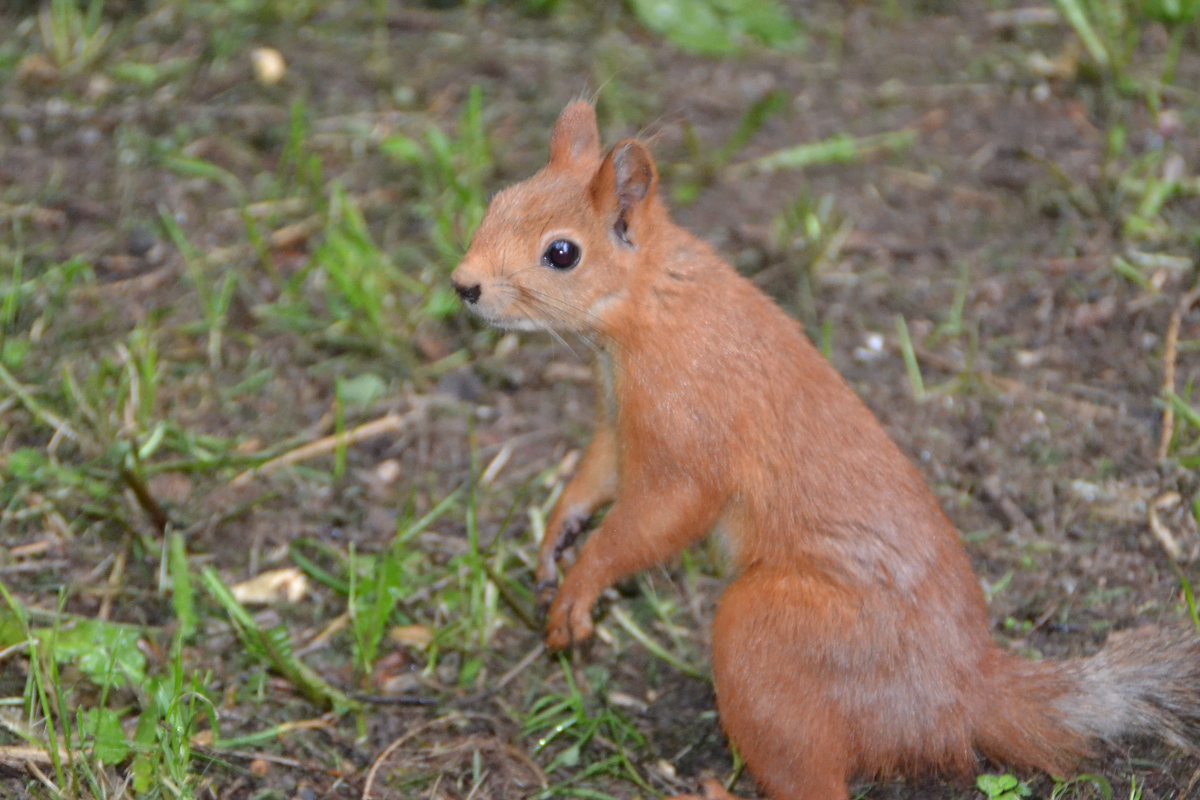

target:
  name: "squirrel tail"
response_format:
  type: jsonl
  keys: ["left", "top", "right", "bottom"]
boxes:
{"left": 974, "top": 626, "right": 1200, "bottom": 774}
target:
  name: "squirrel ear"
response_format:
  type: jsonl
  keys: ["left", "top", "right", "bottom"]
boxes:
{"left": 548, "top": 102, "right": 601, "bottom": 168}
{"left": 590, "top": 140, "right": 657, "bottom": 246}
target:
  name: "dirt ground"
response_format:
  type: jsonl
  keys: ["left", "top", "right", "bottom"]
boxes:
{"left": 2, "top": 1, "right": 1200, "bottom": 798}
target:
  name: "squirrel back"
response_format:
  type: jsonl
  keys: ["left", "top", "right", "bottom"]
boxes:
{"left": 452, "top": 102, "right": 1200, "bottom": 800}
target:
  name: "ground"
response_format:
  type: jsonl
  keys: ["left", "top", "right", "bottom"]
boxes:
{"left": 1, "top": 1, "right": 1199, "bottom": 799}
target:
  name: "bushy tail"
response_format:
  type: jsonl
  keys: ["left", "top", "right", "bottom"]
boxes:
{"left": 973, "top": 626, "right": 1200, "bottom": 775}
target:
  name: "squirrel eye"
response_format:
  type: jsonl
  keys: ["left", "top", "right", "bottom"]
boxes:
{"left": 542, "top": 239, "right": 581, "bottom": 271}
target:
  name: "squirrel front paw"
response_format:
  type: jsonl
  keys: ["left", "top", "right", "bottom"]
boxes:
{"left": 544, "top": 583, "right": 595, "bottom": 650}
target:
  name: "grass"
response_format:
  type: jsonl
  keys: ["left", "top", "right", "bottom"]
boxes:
{"left": 624, "top": 0, "right": 803, "bottom": 56}
{"left": 1049, "top": 0, "right": 1200, "bottom": 293}
{"left": 37, "top": 0, "right": 110, "bottom": 75}
{"left": 3, "top": 2, "right": 521, "bottom": 793}
{"left": 1, "top": 0, "right": 1199, "bottom": 798}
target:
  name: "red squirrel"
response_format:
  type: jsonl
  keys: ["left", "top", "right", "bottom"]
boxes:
{"left": 450, "top": 102, "right": 1200, "bottom": 800}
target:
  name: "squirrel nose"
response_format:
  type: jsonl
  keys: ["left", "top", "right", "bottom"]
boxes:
{"left": 452, "top": 280, "right": 481, "bottom": 304}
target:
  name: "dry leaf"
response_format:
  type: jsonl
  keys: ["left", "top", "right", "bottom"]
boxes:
{"left": 231, "top": 568, "right": 309, "bottom": 604}
{"left": 388, "top": 624, "right": 433, "bottom": 648}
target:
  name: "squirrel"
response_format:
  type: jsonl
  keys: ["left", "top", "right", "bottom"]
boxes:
{"left": 450, "top": 101, "right": 1200, "bottom": 800}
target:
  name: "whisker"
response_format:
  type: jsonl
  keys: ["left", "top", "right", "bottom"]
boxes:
{"left": 520, "top": 293, "right": 609, "bottom": 369}
{"left": 510, "top": 291, "right": 582, "bottom": 330}
{"left": 520, "top": 286, "right": 604, "bottom": 327}
{"left": 543, "top": 325, "right": 581, "bottom": 359}
{"left": 573, "top": 331, "right": 602, "bottom": 359}
{"left": 509, "top": 295, "right": 584, "bottom": 360}
{"left": 486, "top": 279, "right": 629, "bottom": 377}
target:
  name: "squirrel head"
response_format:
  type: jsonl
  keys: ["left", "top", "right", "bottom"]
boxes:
{"left": 451, "top": 101, "right": 661, "bottom": 335}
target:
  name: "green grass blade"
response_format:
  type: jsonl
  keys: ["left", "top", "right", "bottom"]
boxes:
{"left": 731, "top": 129, "right": 916, "bottom": 176}
{"left": 608, "top": 604, "right": 706, "bottom": 680}
{"left": 201, "top": 567, "right": 363, "bottom": 713}
{"left": 168, "top": 531, "right": 198, "bottom": 642}
{"left": 1165, "top": 390, "right": 1200, "bottom": 429}
{"left": 1055, "top": 0, "right": 1111, "bottom": 67}
{"left": 895, "top": 314, "right": 925, "bottom": 401}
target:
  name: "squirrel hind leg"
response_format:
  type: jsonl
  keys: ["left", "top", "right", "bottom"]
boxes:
{"left": 707, "top": 569, "right": 853, "bottom": 800}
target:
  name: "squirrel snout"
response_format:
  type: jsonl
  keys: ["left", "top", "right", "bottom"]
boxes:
{"left": 452, "top": 280, "right": 481, "bottom": 304}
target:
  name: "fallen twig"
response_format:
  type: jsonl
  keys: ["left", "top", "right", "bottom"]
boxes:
{"left": 986, "top": 7, "right": 1060, "bottom": 31}
{"left": 230, "top": 408, "right": 425, "bottom": 488}
{"left": 1157, "top": 290, "right": 1198, "bottom": 461}
{"left": 23, "top": 759, "right": 61, "bottom": 794}
{"left": 1148, "top": 492, "right": 1185, "bottom": 562}
{"left": 0, "top": 745, "right": 61, "bottom": 766}
{"left": 120, "top": 464, "right": 171, "bottom": 534}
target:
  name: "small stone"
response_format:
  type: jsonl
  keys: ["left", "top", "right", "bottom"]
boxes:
{"left": 251, "top": 47, "right": 286, "bottom": 85}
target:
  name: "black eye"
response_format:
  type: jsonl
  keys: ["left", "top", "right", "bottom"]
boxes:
{"left": 542, "top": 239, "right": 581, "bottom": 270}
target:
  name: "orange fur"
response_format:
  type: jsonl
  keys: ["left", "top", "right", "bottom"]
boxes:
{"left": 450, "top": 103, "right": 1200, "bottom": 800}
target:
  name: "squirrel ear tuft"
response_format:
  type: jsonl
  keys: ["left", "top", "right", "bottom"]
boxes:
{"left": 609, "top": 141, "right": 656, "bottom": 211}
{"left": 591, "top": 140, "right": 657, "bottom": 245}
{"left": 548, "top": 102, "right": 601, "bottom": 168}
